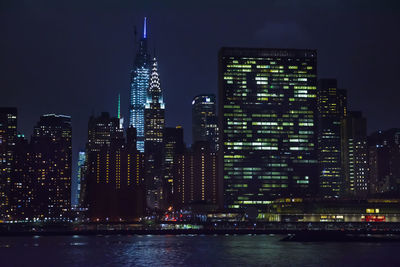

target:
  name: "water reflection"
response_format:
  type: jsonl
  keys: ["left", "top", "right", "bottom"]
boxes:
{"left": 0, "top": 235, "right": 399, "bottom": 266}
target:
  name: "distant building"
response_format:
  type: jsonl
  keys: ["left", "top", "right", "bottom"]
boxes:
{"left": 163, "top": 126, "right": 185, "bottom": 208}
{"left": 219, "top": 47, "right": 318, "bottom": 211}
{"left": 76, "top": 151, "right": 86, "bottom": 207}
{"left": 192, "top": 94, "right": 219, "bottom": 151}
{"left": 341, "top": 111, "right": 368, "bottom": 197}
{"left": 317, "top": 79, "right": 347, "bottom": 198}
{"left": 129, "top": 17, "right": 151, "bottom": 152}
{"left": 144, "top": 57, "right": 166, "bottom": 210}
{"left": 368, "top": 129, "right": 400, "bottom": 196}
{"left": 0, "top": 107, "right": 17, "bottom": 219}
{"left": 85, "top": 113, "right": 145, "bottom": 221}
{"left": 174, "top": 141, "right": 218, "bottom": 209}
{"left": 10, "top": 133, "right": 34, "bottom": 220}
{"left": 30, "top": 114, "right": 72, "bottom": 220}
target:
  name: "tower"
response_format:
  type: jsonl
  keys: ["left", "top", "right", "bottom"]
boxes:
{"left": 317, "top": 79, "right": 347, "bottom": 198}
{"left": 129, "top": 17, "right": 151, "bottom": 152}
{"left": 144, "top": 57, "right": 166, "bottom": 210}
{"left": 219, "top": 47, "right": 318, "bottom": 211}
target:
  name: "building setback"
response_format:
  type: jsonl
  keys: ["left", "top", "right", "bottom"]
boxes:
{"left": 317, "top": 79, "right": 347, "bottom": 198}
{"left": 341, "top": 111, "right": 368, "bottom": 197}
{"left": 218, "top": 47, "right": 318, "bottom": 211}
{"left": 192, "top": 94, "right": 219, "bottom": 152}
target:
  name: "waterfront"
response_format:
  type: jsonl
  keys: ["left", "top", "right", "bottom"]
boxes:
{"left": 0, "top": 235, "right": 399, "bottom": 266}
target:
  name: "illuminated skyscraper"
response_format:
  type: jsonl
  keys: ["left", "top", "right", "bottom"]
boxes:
{"left": 145, "top": 57, "right": 165, "bottom": 144}
{"left": 192, "top": 94, "right": 219, "bottom": 152}
{"left": 130, "top": 17, "right": 151, "bottom": 152}
{"left": 317, "top": 79, "right": 347, "bottom": 198}
{"left": 0, "top": 107, "right": 17, "bottom": 219}
{"left": 31, "top": 114, "right": 72, "bottom": 220}
{"left": 144, "top": 57, "right": 165, "bottom": 209}
{"left": 341, "top": 111, "right": 368, "bottom": 197}
{"left": 219, "top": 48, "right": 318, "bottom": 211}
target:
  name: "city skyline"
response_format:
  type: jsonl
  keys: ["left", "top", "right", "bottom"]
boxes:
{"left": 2, "top": 2, "right": 400, "bottom": 151}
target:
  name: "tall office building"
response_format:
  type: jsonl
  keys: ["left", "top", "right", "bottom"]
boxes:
{"left": 174, "top": 141, "right": 218, "bottom": 208}
{"left": 341, "top": 111, "right": 368, "bottom": 197}
{"left": 163, "top": 126, "right": 185, "bottom": 207}
{"left": 10, "top": 134, "right": 34, "bottom": 220}
{"left": 368, "top": 129, "right": 400, "bottom": 195}
{"left": 31, "top": 114, "right": 72, "bottom": 220}
{"left": 0, "top": 108, "right": 17, "bottom": 219}
{"left": 85, "top": 113, "right": 145, "bottom": 221}
{"left": 192, "top": 94, "right": 219, "bottom": 151}
{"left": 144, "top": 57, "right": 165, "bottom": 210}
{"left": 129, "top": 17, "right": 151, "bottom": 152}
{"left": 219, "top": 48, "right": 318, "bottom": 211}
{"left": 317, "top": 79, "right": 347, "bottom": 198}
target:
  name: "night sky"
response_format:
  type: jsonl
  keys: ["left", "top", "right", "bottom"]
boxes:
{"left": 1, "top": 0, "right": 400, "bottom": 201}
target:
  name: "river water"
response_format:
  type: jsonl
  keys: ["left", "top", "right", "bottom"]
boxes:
{"left": 0, "top": 234, "right": 399, "bottom": 266}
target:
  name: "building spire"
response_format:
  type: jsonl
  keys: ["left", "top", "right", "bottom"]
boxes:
{"left": 143, "top": 17, "right": 147, "bottom": 39}
{"left": 117, "top": 93, "right": 121, "bottom": 119}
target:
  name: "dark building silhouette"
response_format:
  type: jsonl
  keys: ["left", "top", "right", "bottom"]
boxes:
{"left": 341, "top": 111, "right": 368, "bottom": 197}
{"left": 317, "top": 79, "right": 347, "bottom": 198}
{"left": 85, "top": 112, "right": 145, "bottom": 222}
{"left": 9, "top": 134, "right": 34, "bottom": 220}
{"left": 219, "top": 48, "right": 318, "bottom": 211}
{"left": 0, "top": 107, "right": 17, "bottom": 219}
{"left": 368, "top": 129, "right": 400, "bottom": 196}
{"left": 174, "top": 141, "right": 217, "bottom": 209}
{"left": 144, "top": 57, "right": 165, "bottom": 210}
{"left": 192, "top": 94, "right": 219, "bottom": 152}
{"left": 163, "top": 126, "right": 185, "bottom": 208}
{"left": 30, "top": 114, "right": 72, "bottom": 220}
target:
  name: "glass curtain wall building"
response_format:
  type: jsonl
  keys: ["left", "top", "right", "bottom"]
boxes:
{"left": 218, "top": 47, "right": 318, "bottom": 211}
{"left": 129, "top": 17, "right": 151, "bottom": 152}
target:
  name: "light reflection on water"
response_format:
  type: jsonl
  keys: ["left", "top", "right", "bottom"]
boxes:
{"left": 0, "top": 235, "right": 399, "bottom": 266}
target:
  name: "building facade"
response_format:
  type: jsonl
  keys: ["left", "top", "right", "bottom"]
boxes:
{"left": 85, "top": 113, "right": 145, "bottom": 221}
{"left": 30, "top": 114, "right": 72, "bottom": 220}
{"left": 218, "top": 47, "right": 318, "bottom": 211}
{"left": 368, "top": 129, "right": 400, "bottom": 196}
{"left": 192, "top": 94, "right": 219, "bottom": 152}
{"left": 0, "top": 108, "right": 17, "bottom": 219}
{"left": 341, "top": 111, "right": 368, "bottom": 197}
{"left": 174, "top": 141, "right": 218, "bottom": 209}
{"left": 163, "top": 127, "right": 185, "bottom": 208}
{"left": 317, "top": 79, "right": 347, "bottom": 198}
{"left": 144, "top": 57, "right": 165, "bottom": 210}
